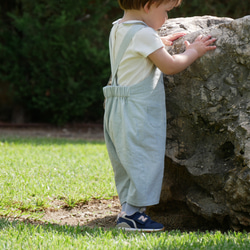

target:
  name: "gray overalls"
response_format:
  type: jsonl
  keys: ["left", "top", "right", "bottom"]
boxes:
{"left": 103, "top": 23, "right": 166, "bottom": 207}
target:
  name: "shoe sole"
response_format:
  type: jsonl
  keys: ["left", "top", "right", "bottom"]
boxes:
{"left": 117, "top": 226, "right": 165, "bottom": 232}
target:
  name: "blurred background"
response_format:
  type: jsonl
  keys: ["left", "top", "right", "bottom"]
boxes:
{"left": 0, "top": 0, "right": 249, "bottom": 125}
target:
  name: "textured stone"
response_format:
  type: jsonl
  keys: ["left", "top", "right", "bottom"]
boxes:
{"left": 158, "top": 15, "right": 250, "bottom": 230}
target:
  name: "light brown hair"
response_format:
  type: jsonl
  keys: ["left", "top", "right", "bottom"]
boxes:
{"left": 118, "top": 0, "right": 182, "bottom": 10}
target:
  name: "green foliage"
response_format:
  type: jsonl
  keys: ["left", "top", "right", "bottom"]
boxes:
{"left": 0, "top": 0, "right": 120, "bottom": 124}
{"left": 170, "top": 0, "right": 250, "bottom": 19}
{"left": 0, "top": 0, "right": 248, "bottom": 124}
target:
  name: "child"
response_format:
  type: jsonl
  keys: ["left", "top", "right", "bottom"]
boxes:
{"left": 103, "top": 0, "right": 216, "bottom": 232}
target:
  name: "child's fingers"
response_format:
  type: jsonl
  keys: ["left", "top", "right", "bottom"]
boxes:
{"left": 206, "top": 45, "right": 217, "bottom": 50}
{"left": 201, "top": 36, "right": 217, "bottom": 43}
{"left": 162, "top": 38, "right": 173, "bottom": 46}
{"left": 184, "top": 40, "right": 190, "bottom": 47}
{"left": 196, "top": 35, "right": 215, "bottom": 42}
{"left": 194, "top": 35, "right": 202, "bottom": 42}
{"left": 169, "top": 32, "right": 186, "bottom": 41}
{"left": 204, "top": 38, "right": 217, "bottom": 46}
{"left": 202, "top": 35, "right": 212, "bottom": 40}
{"left": 205, "top": 38, "right": 217, "bottom": 46}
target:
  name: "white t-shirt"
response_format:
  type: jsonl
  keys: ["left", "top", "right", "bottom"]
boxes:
{"left": 110, "top": 20, "right": 164, "bottom": 86}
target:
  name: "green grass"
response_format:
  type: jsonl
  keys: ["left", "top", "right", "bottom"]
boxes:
{"left": 0, "top": 135, "right": 250, "bottom": 249}
{"left": 0, "top": 136, "right": 116, "bottom": 215}
{"left": 0, "top": 219, "right": 249, "bottom": 249}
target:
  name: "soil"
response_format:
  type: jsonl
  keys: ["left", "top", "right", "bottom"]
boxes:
{"left": 0, "top": 124, "right": 222, "bottom": 231}
{"left": 18, "top": 197, "right": 122, "bottom": 229}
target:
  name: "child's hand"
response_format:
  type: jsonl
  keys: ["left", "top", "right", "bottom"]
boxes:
{"left": 161, "top": 32, "right": 186, "bottom": 46}
{"left": 149, "top": 34, "right": 216, "bottom": 75}
{"left": 185, "top": 35, "right": 217, "bottom": 58}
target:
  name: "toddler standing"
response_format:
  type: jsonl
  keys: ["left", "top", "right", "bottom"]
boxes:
{"left": 103, "top": 0, "right": 216, "bottom": 232}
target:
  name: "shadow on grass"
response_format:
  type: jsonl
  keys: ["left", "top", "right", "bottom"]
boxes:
{"left": 0, "top": 213, "right": 226, "bottom": 236}
{"left": 0, "top": 215, "right": 218, "bottom": 238}
{"left": 0, "top": 216, "right": 118, "bottom": 237}
{"left": 1, "top": 216, "right": 249, "bottom": 250}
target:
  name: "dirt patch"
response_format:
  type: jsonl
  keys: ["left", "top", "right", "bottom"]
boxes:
{"left": 42, "top": 197, "right": 121, "bottom": 229}
{"left": 1, "top": 197, "right": 120, "bottom": 229}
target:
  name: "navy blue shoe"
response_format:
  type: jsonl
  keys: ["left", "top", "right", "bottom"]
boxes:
{"left": 116, "top": 212, "right": 165, "bottom": 232}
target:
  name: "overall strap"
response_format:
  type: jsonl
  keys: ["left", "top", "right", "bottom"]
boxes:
{"left": 110, "top": 24, "right": 146, "bottom": 86}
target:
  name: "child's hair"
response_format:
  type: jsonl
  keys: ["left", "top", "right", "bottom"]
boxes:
{"left": 118, "top": 0, "right": 182, "bottom": 10}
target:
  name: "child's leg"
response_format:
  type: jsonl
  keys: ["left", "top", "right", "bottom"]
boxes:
{"left": 122, "top": 202, "right": 146, "bottom": 216}
{"left": 105, "top": 123, "right": 148, "bottom": 216}
{"left": 104, "top": 123, "right": 130, "bottom": 206}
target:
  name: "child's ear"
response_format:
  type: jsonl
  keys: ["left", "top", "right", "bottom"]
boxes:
{"left": 143, "top": 2, "right": 150, "bottom": 13}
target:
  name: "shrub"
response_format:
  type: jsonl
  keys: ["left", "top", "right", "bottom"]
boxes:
{"left": 170, "top": 0, "right": 250, "bottom": 19}
{"left": 0, "top": 0, "right": 119, "bottom": 124}
{"left": 0, "top": 0, "right": 248, "bottom": 124}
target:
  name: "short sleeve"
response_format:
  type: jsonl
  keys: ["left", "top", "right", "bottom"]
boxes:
{"left": 132, "top": 27, "right": 164, "bottom": 57}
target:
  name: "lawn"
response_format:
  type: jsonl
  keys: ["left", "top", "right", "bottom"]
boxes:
{"left": 0, "top": 135, "right": 249, "bottom": 249}
{"left": 0, "top": 137, "right": 116, "bottom": 214}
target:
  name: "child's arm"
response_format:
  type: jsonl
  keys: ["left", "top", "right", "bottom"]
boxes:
{"left": 149, "top": 35, "right": 217, "bottom": 75}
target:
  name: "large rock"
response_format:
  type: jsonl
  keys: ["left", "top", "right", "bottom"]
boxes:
{"left": 158, "top": 16, "right": 250, "bottom": 230}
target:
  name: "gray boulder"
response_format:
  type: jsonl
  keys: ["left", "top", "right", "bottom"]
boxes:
{"left": 157, "top": 15, "right": 250, "bottom": 230}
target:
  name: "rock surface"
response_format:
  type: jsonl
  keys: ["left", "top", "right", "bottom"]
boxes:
{"left": 157, "top": 16, "right": 250, "bottom": 230}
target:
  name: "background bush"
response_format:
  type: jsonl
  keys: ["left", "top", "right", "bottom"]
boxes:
{"left": 0, "top": 0, "right": 119, "bottom": 124}
{"left": 0, "top": 0, "right": 249, "bottom": 124}
{"left": 170, "top": 0, "right": 249, "bottom": 19}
